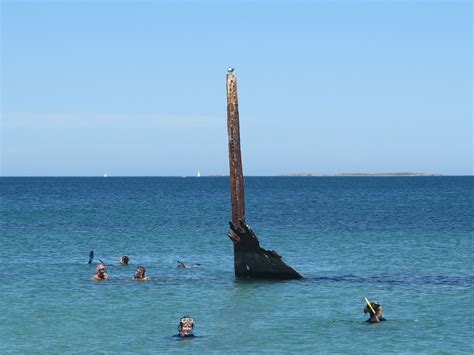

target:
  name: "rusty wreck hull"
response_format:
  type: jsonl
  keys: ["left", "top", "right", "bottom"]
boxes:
{"left": 233, "top": 248, "right": 302, "bottom": 279}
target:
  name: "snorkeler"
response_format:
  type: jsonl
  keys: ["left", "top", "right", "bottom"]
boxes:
{"left": 92, "top": 263, "right": 109, "bottom": 281}
{"left": 177, "top": 261, "right": 188, "bottom": 269}
{"left": 173, "top": 316, "right": 195, "bottom": 339}
{"left": 364, "top": 299, "right": 386, "bottom": 323}
{"left": 133, "top": 266, "right": 149, "bottom": 281}
{"left": 120, "top": 255, "right": 129, "bottom": 265}
{"left": 177, "top": 260, "right": 201, "bottom": 269}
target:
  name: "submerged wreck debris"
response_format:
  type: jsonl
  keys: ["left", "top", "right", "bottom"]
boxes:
{"left": 226, "top": 68, "right": 302, "bottom": 280}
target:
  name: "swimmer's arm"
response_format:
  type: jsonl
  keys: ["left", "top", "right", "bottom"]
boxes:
{"left": 373, "top": 312, "right": 381, "bottom": 322}
{"left": 374, "top": 307, "right": 384, "bottom": 322}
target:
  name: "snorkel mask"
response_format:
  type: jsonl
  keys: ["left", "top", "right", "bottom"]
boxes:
{"left": 178, "top": 316, "right": 194, "bottom": 331}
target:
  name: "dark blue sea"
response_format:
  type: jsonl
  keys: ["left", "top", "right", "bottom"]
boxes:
{"left": 0, "top": 177, "right": 472, "bottom": 353}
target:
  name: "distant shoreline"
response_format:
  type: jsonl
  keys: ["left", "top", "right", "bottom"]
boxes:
{"left": 283, "top": 173, "right": 443, "bottom": 177}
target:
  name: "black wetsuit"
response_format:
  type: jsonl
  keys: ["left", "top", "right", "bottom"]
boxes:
{"left": 366, "top": 317, "right": 386, "bottom": 323}
{"left": 172, "top": 334, "right": 195, "bottom": 340}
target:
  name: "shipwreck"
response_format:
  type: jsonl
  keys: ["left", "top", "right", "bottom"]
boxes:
{"left": 225, "top": 68, "right": 302, "bottom": 280}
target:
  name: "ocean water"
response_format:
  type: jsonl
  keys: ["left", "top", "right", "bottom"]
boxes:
{"left": 0, "top": 176, "right": 472, "bottom": 354}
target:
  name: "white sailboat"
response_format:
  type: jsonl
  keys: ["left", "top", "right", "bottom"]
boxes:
{"left": 197, "top": 170, "right": 201, "bottom": 177}
{"left": 104, "top": 173, "right": 107, "bottom": 178}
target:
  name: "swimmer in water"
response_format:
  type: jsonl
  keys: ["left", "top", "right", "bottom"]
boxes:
{"left": 177, "top": 261, "right": 188, "bottom": 269}
{"left": 133, "top": 266, "right": 149, "bottom": 281}
{"left": 120, "top": 255, "right": 129, "bottom": 265}
{"left": 92, "top": 263, "right": 109, "bottom": 281}
{"left": 173, "top": 316, "right": 195, "bottom": 339}
{"left": 364, "top": 300, "right": 386, "bottom": 323}
{"left": 177, "top": 260, "right": 201, "bottom": 269}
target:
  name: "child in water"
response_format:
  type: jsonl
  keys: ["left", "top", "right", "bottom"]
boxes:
{"left": 173, "top": 316, "right": 195, "bottom": 339}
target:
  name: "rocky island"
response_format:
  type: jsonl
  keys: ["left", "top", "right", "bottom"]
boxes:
{"left": 284, "top": 172, "right": 443, "bottom": 177}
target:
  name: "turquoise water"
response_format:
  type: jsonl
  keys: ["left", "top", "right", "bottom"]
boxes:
{"left": 0, "top": 177, "right": 472, "bottom": 353}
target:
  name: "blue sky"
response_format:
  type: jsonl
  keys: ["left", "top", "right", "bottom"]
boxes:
{"left": 1, "top": 0, "right": 472, "bottom": 176}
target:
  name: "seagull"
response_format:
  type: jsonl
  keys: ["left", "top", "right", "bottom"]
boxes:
{"left": 227, "top": 67, "right": 235, "bottom": 73}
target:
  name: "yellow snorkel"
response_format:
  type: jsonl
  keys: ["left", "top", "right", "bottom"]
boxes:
{"left": 365, "top": 297, "right": 380, "bottom": 322}
{"left": 364, "top": 297, "right": 376, "bottom": 314}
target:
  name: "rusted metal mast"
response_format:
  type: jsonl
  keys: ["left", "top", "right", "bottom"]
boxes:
{"left": 226, "top": 68, "right": 302, "bottom": 279}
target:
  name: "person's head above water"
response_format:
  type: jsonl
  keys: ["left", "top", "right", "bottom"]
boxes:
{"left": 133, "top": 266, "right": 148, "bottom": 280}
{"left": 363, "top": 301, "right": 381, "bottom": 315}
{"left": 178, "top": 316, "right": 194, "bottom": 337}
{"left": 93, "top": 263, "right": 108, "bottom": 280}
{"left": 364, "top": 300, "right": 385, "bottom": 323}
{"left": 120, "top": 256, "right": 129, "bottom": 265}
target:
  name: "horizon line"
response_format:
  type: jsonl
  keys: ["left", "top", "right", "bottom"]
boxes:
{"left": 1, "top": 174, "right": 472, "bottom": 178}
